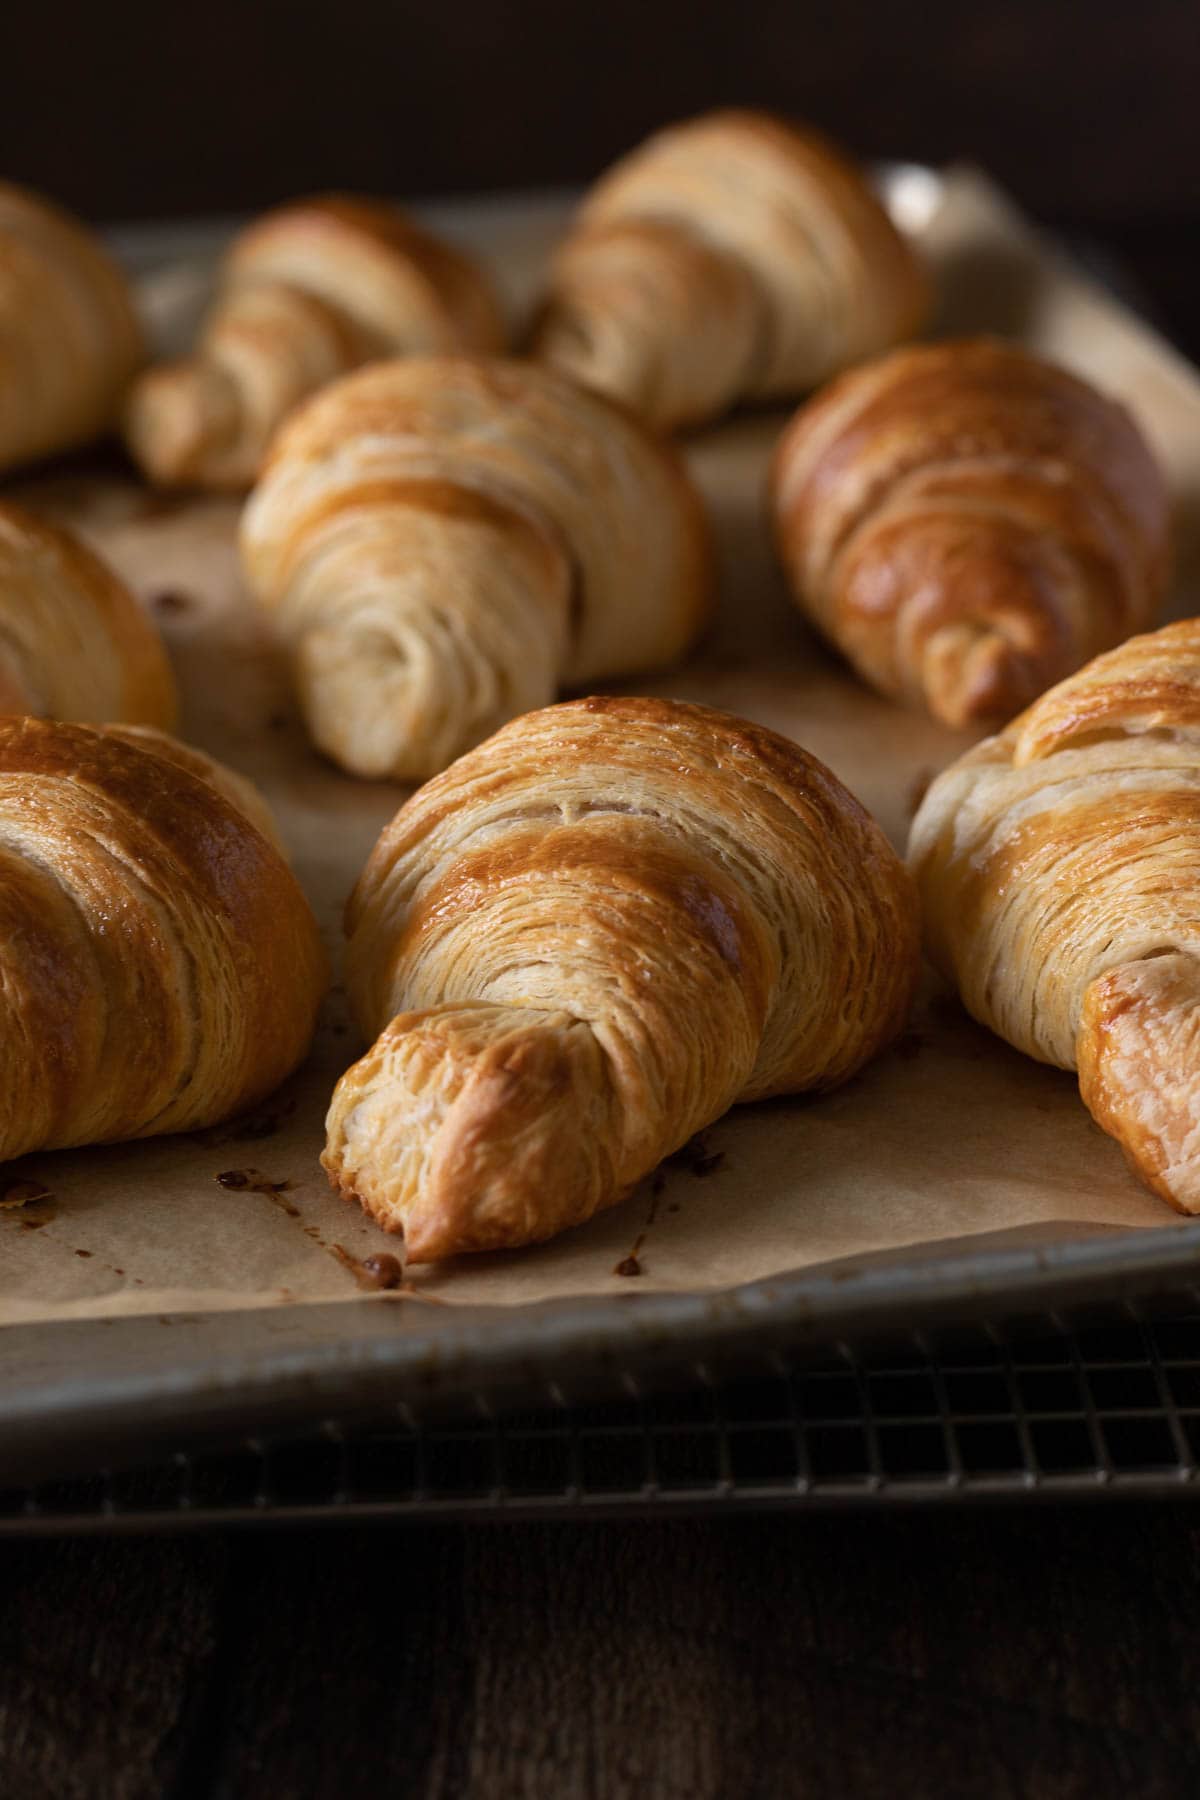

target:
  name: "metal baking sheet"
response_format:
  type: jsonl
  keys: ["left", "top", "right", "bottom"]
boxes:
{"left": 5, "top": 168, "right": 1200, "bottom": 1485}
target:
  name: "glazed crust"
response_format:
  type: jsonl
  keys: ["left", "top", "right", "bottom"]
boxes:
{"left": 909, "top": 618, "right": 1200, "bottom": 1210}
{"left": 0, "top": 717, "right": 327, "bottom": 1160}
{"left": 772, "top": 338, "right": 1171, "bottom": 728}
{"left": 239, "top": 356, "right": 713, "bottom": 781}
{"left": 0, "top": 502, "right": 176, "bottom": 729}
{"left": 531, "top": 109, "right": 928, "bottom": 430}
{"left": 324, "top": 696, "right": 920, "bottom": 1261}
{"left": 0, "top": 182, "right": 143, "bottom": 476}
{"left": 124, "top": 193, "right": 506, "bottom": 491}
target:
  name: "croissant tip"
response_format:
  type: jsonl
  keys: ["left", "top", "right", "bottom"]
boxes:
{"left": 124, "top": 361, "right": 239, "bottom": 487}
{"left": 922, "top": 627, "right": 1042, "bottom": 731}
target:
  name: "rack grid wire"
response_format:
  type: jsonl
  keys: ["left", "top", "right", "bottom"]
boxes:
{"left": 9, "top": 1297, "right": 1200, "bottom": 1532}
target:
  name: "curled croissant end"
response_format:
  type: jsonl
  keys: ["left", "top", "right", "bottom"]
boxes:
{"left": 0, "top": 181, "right": 143, "bottom": 476}
{"left": 125, "top": 194, "right": 506, "bottom": 492}
{"left": 532, "top": 109, "right": 927, "bottom": 431}
{"left": 124, "top": 356, "right": 244, "bottom": 490}
{"left": 0, "top": 502, "right": 176, "bottom": 730}
{"left": 324, "top": 1003, "right": 620, "bottom": 1261}
{"left": 1078, "top": 955, "right": 1200, "bottom": 1212}
{"left": 774, "top": 339, "right": 1171, "bottom": 726}
{"left": 327, "top": 697, "right": 919, "bottom": 1261}
{"left": 531, "top": 219, "right": 763, "bottom": 432}
{"left": 240, "top": 358, "right": 712, "bottom": 782}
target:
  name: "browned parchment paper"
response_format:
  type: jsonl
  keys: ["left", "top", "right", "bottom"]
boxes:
{"left": 2, "top": 167, "right": 1198, "bottom": 1326}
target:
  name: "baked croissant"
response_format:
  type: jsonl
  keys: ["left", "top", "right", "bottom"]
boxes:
{"left": 124, "top": 193, "right": 506, "bottom": 491}
{"left": 0, "top": 502, "right": 176, "bottom": 729}
{"left": 240, "top": 357, "right": 712, "bottom": 781}
{"left": 0, "top": 181, "right": 142, "bottom": 476}
{"left": 772, "top": 338, "right": 1171, "bottom": 728}
{"left": 530, "top": 109, "right": 928, "bottom": 431}
{"left": 909, "top": 617, "right": 1200, "bottom": 1211}
{"left": 0, "top": 717, "right": 327, "bottom": 1160}
{"left": 324, "top": 696, "right": 919, "bottom": 1261}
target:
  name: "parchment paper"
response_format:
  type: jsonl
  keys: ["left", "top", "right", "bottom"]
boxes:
{"left": 2, "top": 166, "right": 1198, "bottom": 1326}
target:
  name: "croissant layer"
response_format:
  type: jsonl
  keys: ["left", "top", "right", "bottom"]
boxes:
{"left": 0, "top": 718, "right": 326, "bottom": 1159}
{"left": 241, "top": 356, "right": 712, "bottom": 780}
{"left": 773, "top": 338, "right": 1171, "bottom": 727}
{"left": 0, "top": 182, "right": 142, "bottom": 475}
{"left": 0, "top": 502, "right": 176, "bottom": 729}
{"left": 124, "top": 193, "right": 506, "bottom": 491}
{"left": 532, "top": 109, "right": 927, "bottom": 430}
{"left": 909, "top": 618, "right": 1200, "bottom": 1211}
{"left": 325, "top": 696, "right": 919, "bottom": 1259}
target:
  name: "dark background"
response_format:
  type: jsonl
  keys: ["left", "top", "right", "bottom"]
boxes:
{"left": 10, "top": 0, "right": 1198, "bottom": 348}
{"left": 8, "top": 0, "right": 1196, "bottom": 224}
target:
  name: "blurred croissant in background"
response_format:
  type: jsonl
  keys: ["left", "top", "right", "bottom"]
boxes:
{"left": 240, "top": 356, "right": 712, "bottom": 781}
{"left": 0, "top": 182, "right": 143, "bottom": 476}
{"left": 772, "top": 338, "right": 1171, "bottom": 728}
{"left": 0, "top": 502, "right": 175, "bottom": 729}
{"left": 124, "top": 194, "right": 507, "bottom": 491}
{"left": 530, "top": 109, "right": 928, "bottom": 431}
{"left": 910, "top": 619, "right": 1200, "bottom": 1211}
{"left": 326, "top": 697, "right": 920, "bottom": 1261}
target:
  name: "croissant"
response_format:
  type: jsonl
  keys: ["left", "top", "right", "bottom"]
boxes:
{"left": 909, "top": 617, "right": 1200, "bottom": 1211}
{"left": 0, "top": 717, "right": 327, "bottom": 1160}
{"left": 324, "top": 696, "right": 919, "bottom": 1261}
{"left": 530, "top": 109, "right": 928, "bottom": 431}
{"left": 124, "top": 193, "right": 507, "bottom": 491}
{"left": 240, "top": 357, "right": 712, "bottom": 781}
{"left": 0, "top": 181, "right": 142, "bottom": 476}
{"left": 0, "top": 502, "right": 176, "bottom": 729}
{"left": 772, "top": 338, "right": 1171, "bottom": 728}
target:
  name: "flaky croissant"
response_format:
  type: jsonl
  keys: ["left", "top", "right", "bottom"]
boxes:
{"left": 0, "top": 502, "right": 176, "bottom": 729}
{"left": 324, "top": 696, "right": 919, "bottom": 1261}
{"left": 909, "top": 617, "right": 1200, "bottom": 1211}
{"left": 530, "top": 109, "right": 927, "bottom": 431}
{"left": 0, "top": 717, "right": 327, "bottom": 1160}
{"left": 0, "top": 182, "right": 142, "bottom": 476}
{"left": 240, "top": 357, "right": 712, "bottom": 781}
{"left": 124, "top": 194, "right": 506, "bottom": 491}
{"left": 772, "top": 339, "right": 1171, "bottom": 728}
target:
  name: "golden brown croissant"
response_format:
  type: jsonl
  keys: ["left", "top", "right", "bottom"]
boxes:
{"left": 324, "top": 696, "right": 919, "bottom": 1261}
{"left": 0, "top": 502, "right": 176, "bottom": 729}
{"left": 240, "top": 357, "right": 712, "bottom": 781}
{"left": 0, "top": 181, "right": 142, "bottom": 475}
{"left": 772, "top": 338, "right": 1171, "bottom": 728}
{"left": 0, "top": 717, "right": 327, "bottom": 1160}
{"left": 530, "top": 109, "right": 928, "bottom": 431}
{"left": 909, "top": 617, "right": 1200, "bottom": 1211}
{"left": 124, "top": 194, "right": 507, "bottom": 491}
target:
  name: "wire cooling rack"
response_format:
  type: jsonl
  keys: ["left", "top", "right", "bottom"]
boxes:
{"left": 7, "top": 1299, "right": 1200, "bottom": 1532}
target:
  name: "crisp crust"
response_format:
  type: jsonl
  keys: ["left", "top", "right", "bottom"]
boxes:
{"left": 909, "top": 617, "right": 1200, "bottom": 1213}
{"left": 0, "top": 501, "right": 177, "bottom": 730}
{"left": 0, "top": 717, "right": 327, "bottom": 1160}
{"left": 0, "top": 181, "right": 143, "bottom": 475}
{"left": 123, "top": 191, "right": 506, "bottom": 491}
{"left": 240, "top": 355, "right": 713, "bottom": 781}
{"left": 325, "top": 695, "right": 919, "bottom": 1260}
{"left": 773, "top": 337, "right": 1171, "bottom": 727}
{"left": 532, "top": 107, "right": 928, "bottom": 428}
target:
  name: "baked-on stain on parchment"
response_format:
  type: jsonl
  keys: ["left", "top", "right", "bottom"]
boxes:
{"left": 614, "top": 1131, "right": 727, "bottom": 1277}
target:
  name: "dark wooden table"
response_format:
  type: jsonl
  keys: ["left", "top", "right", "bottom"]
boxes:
{"left": 2, "top": 1507, "right": 1199, "bottom": 1798}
